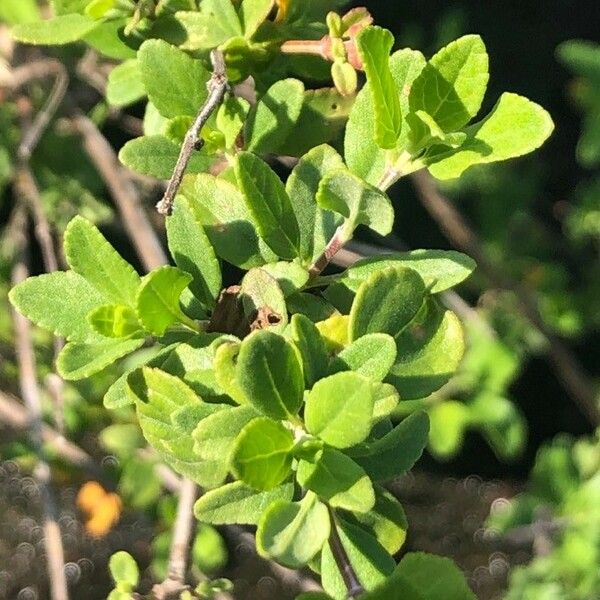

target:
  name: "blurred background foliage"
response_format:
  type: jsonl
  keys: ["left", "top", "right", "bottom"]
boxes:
{"left": 0, "top": 1, "right": 599, "bottom": 599}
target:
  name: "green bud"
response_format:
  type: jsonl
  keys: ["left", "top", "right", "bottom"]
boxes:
{"left": 332, "top": 61, "right": 358, "bottom": 96}
{"left": 326, "top": 11, "right": 343, "bottom": 38}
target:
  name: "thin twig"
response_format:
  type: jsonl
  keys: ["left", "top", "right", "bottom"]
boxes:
{"left": 309, "top": 225, "right": 347, "bottom": 277}
{"left": 73, "top": 114, "right": 168, "bottom": 271}
{"left": 411, "top": 169, "right": 600, "bottom": 425}
{"left": 152, "top": 479, "right": 198, "bottom": 599}
{"left": 156, "top": 50, "right": 228, "bottom": 216}
{"left": 10, "top": 207, "right": 69, "bottom": 600}
{"left": 327, "top": 507, "right": 363, "bottom": 598}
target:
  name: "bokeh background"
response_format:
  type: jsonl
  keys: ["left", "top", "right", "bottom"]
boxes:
{"left": 1, "top": 1, "right": 599, "bottom": 598}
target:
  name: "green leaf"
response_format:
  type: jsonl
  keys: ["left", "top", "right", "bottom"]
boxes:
{"left": 428, "top": 401, "right": 471, "bottom": 459}
{"left": 277, "top": 89, "right": 354, "bottom": 158}
{"left": 409, "top": 34, "right": 489, "bottom": 132}
{"left": 351, "top": 412, "right": 430, "bottom": 482}
{"left": 297, "top": 448, "right": 375, "bottom": 513}
{"left": 57, "top": 337, "right": 144, "bottom": 380}
{"left": 88, "top": 304, "right": 142, "bottom": 338}
{"left": 119, "top": 135, "right": 211, "bottom": 179}
{"left": 305, "top": 372, "right": 374, "bottom": 449}
{"left": 350, "top": 487, "right": 408, "bottom": 555}
{"left": 194, "top": 481, "right": 294, "bottom": 525}
{"left": 213, "top": 342, "right": 247, "bottom": 405}
{"left": 239, "top": 267, "right": 288, "bottom": 331}
{"left": 12, "top": 14, "right": 96, "bottom": 45}
{"left": 356, "top": 26, "right": 402, "bottom": 149}
{"left": 394, "top": 552, "right": 476, "bottom": 600}
{"left": 129, "top": 367, "right": 226, "bottom": 486}
{"left": 166, "top": 196, "right": 221, "bottom": 309}
{"left": 286, "top": 144, "right": 345, "bottom": 263}
{"left": 191, "top": 173, "right": 278, "bottom": 269}
{"left": 231, "top": 417, "right": 294, "bottom": 490}
{"left": 9, "top": 271, "right": 105, "bottom": 342}
{"left": 236, "top": 330, "right": 304, "bottom": 420}
{"left": 65, "top": 216, "right": 141, "bottom": 307}
{"left": 316, "top": 168, "right": 394, "bottom": 237}
{"left": 216, "top": 95, "right": 250, "bottom": 148}
{"left": 287, "top": 292, "right": 336, "bottom": 323}
{"left": 330, "top": 333, "right": 397, "bottom": 382}
{"left": 407, "top": 110, "right": 467, "bottom": 152}
{"left": 256, "top": 493, "right": 330, "bottom": 569}
{"left": 345, "top": 49, "right": 426, "bottom": 184}
{"left": 246, "top": 79, "right": 305, "bottom": 153}
{"left": 0, "top": 0, "right": 40, "bottom": 25}
{"left": 175, "top": 5, "right": 241, "bottom": 51}
{"left": 109, "top": 551, "right": 139, "bottom": 588}
{"left": 387, "top": 299, "right": 465, "bottom": 399}
{"left": 349, "top": 267, "right": 426, "bottom": 342}
{"left": 136, "top": 266, "right": 194, "bottom": 335}
{"left": 192, "top": 405, "right": 259, "bottom": 484}
{"left": 372, "top": 383, "right": 400, "bottom": 421}
{"left": 239, "top": 0, "right": 273, "bottom": 38}
{"left": 321, "top": 520, "right": 395, "bottom": 599}
{"left": 192, "top": 524, "right": 228, "bottom": 574}
{"left": 260, "top": 262, "right": 309, "bottom": 298}
{"left": 234, "top": 152, "right": 300, "bottom": 259}
{"left": 138, "top": 39, "right": 210, "bottom": 118}
{"left": 100, "top": 423, "right": 144, "bottom": 457}
{"left": 83, "top": 18, "right": 137, "bottom": 60}
{"left": 337, "top": 250, "right": 476, "bottom": 294}
{"left": 106, "top": 60, "right": 145, "bottom": 108}
{"left": 427, "top": 92, "right": 555, "bottom": 179}
{"left": 290, "top": 314, "right": 328, "bottom": 387}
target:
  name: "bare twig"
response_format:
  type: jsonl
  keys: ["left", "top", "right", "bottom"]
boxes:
{"left": 73, "top": 114, "right": 168, "bottom": 271}
{"left": 10, "top": 207, "right": 69, "bottom": 600}
{"left": 156, "top": 50, "right": 228, "bottom": 216}
{"left": 411, "top": 169, "right": 600, "bottom": 425}
{"left": 309, "top": 225, "right": 347, "bottom": 277}
{"left": 152, "top": 479, "right": 198, "bottom": 599}
{"left": 327, "top": 507, "right": 363, "bottom": 598}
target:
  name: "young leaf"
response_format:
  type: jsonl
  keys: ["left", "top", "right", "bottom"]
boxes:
{"left": 297, "top": 448, "right": 375, "bottom": 513}
{"left": 245, "top": 79, "right": 305, "bottom": 154}
{"left": 286, "top": 144, "right": 345, "bottom": 263}
{"left": 409, "top": 34, "right": 489, "bottom": 132}
{"left": 239, "top": 267, "right": 288, "bottom": 330}
{"left": 356, "top": 26, "right": 402, "bottom": 149}
{"left": 338, "top": 250, "right": 476, "bottom": 294}
{"left": 387, "top": 299, "right": 465, "bottom": 399}
{"left": 9, "top": 271, "right": 105, "bottom": 342}
{"left": 194, "top": 481, "right": 294, "bottom": 525}
{"left": 350, "top": 487, "right": 408, "bottom": 555}
{"left": 109, "top": 551, "right": 139, "bottom": 588}
{"left": 316, "top": 168, "right": 394, "bottom": 237}
{"left": 106, "top": 60, "right": 145, "bottom": 108}
{"left": 192, "top": 173, "right": 278, "bottom": 269}
{"left": 136, "top": 266, "right": 194, "bottom": 335}
{"left": 166, "top": 196, "right": 221, "bottom": 309}
{"left": 349, "top": 267, "right": 426, "bottom": 341}
{"left": 236, "top": 330, "right": 304, "bottom": 420}
{"left": 129, "top": 367, "right": 227, "bottom": 487}
{"left": 427, "top": 92, "right": 555, "bottom": 179}
{"left": 57, "top": 338, "right": 144, "bottom": 380}
{"left": 230, "top": 417, "right": 294, "bottom": 490}
{"left": 234, "top": 152, "right": 300, "bottom": 259}
{"left": 316, "top": 314, "right": 350, "bottom": 352}
{"left": 256, "top": 493, "right": 330, "bottom": 569}
{"left": 394, "top": 552, "right": 476, "bottom": 600}
{"left": 88, "top": 305, "right": 142, "bottom": 338}
{"left": 239, "top": 0, "right": 273, "bottom": 39}
{"left": 119, "top": 135, "right": 211, "bottom": 179}
{"left": 304, "top": 372, "right": 374, "bottom": 449}
{"left": 290, "top": 314, "right": 328, "bottom": 387}
{"left": 351, "top": 412, "right": 430, "bottom": 481}
{"left": 321, "top": 520, "right": 395, "bottom": 599}
{"left": 329, "top": 333, "right": 397, "bottom": 382}
{"left": 137, "top": 39, "right": 210, "bottom": 118}
{"left": 64, "top": 216, "right": 141, "bottom": 307}
{"left": 345, "top": 48, "right": 426, "bottom": 184}
{"left": 12, "top": 14, "right": 96, "bottom": 45}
